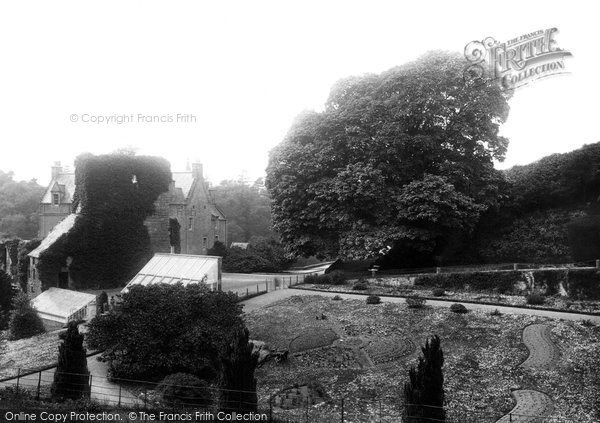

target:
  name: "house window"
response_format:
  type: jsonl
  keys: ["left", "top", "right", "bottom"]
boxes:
{"left": 191, "top": 206, "right": 196, "bottom": 216}
{"left": 188, "top": 217, "right": 193, "bottom": 231}
{"left": 215, "top": 235, "right": 219, "bottom": 242}
{"left": 52, "top": 193, "right": 60, "bottom": 205}
{"left": 177, "top": 206, "right": 184, "bottom": 216}
{"left": 203, "top": 237, "right": 208, "bottom": 247}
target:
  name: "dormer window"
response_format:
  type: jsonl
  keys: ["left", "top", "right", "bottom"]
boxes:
{"left": 52, "top": 193, "right": 60, "bottom": 205}
{"left": 132, "top": 174, "right": 138, "bottom": 184}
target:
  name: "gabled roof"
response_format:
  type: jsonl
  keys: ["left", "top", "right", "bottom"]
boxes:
{"left": 172, "top": 172, "right": 195, "bottom": 199}
{"left": 41, "top": 173, "right": 75, "bottom": 204}
{"left": 122, "top": 253, "right": 221, "bottom": 292}
{"left": 32, "top": 287, "right": 96, "bottom": 320}
{"left": 29, "top": 214, "right": 77, "bottom": 258}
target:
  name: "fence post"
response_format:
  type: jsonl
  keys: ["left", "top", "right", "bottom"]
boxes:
{"left": 118, "top": 385, "right": 122, "bottom": 407}
{"left": 257, "top": 284, "right": 259, "bottom": 293}
{"left": 246, "top": 288, "right": 249, "bottom": 297}
{"left": 89, "top": 374, "right": 93, "bottom": 391}
{"left": 144, "top": 387, "right": 147, "bottom": 410}
{"left": 596, "top": 259, "right": 599, "bottom": 269}
{"left": 16, "top": 368, "right": 20, "bottom": 394}
{"left": 513, "top": 263, "right": 518, "bottom": 271}
{"left": 340, "top": 397, "right": 344, "bottom": 423}
{"left": 436, "top": 267, "right": 441, "bottom": 274}
{"left": 296, "top": 275, "right": 299, "bottom": 285}
{"left": 265, "top": 278, "right": 268, "bottom": 292}
{"left": 36, "top": 371, "right": 42, "bottom": 400}
{"left": 509, "top": 412, "right": 512, "bottom": 422}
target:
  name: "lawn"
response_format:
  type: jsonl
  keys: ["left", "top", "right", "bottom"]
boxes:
{"left": 0, "top": 330, "right": 63, "bottom": 380}
{"left": 244, "top": 295, "right": 600, "bottom": 422}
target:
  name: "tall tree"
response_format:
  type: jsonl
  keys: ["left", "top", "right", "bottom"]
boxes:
{"left": 0, "top": 171, "right": 45, "bottom": 239}
{"left": 403, "top": 335, "right": 445, "bottom": 422}
{"left": 51, "top": 321, "right": 91, "bottom": 400}
{"left": 218, "top": 326, "right": 258, "bottom": 412}
{"left": 266, "top": 51, "right": 511, "bottom": 262}
{"left": 0, "top": 272, "right": 14, "bottom": 329}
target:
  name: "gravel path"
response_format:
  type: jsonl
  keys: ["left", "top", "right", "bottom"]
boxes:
{"left": 495, "top": 390, "right": 554, "bottom": 423}
{"left": 520, "top": 324, "right": 560, "bottom": 369}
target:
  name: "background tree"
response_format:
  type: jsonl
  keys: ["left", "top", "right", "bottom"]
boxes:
{"left": 0, "top": 171, "right": 45, "bottom": 239}
{"left": 403, "top": 335, "right": 445, "bottom": 422}
{"left": 266, "top": 51, "right": 511, "bottom": 264}
{"left": 218, "top": 326, "right": 258, "bottom": 412}
{"left": 51, "top": 321, "right": 90, "bottom": 400}
{"left": 0, "top": 272, "right": 14, "bottom": 329}
{"left": 214, "top": 176, "right": 274, "bottom": 243}
{"left": 8, "top": 292, "right": 45, "bottom": 340}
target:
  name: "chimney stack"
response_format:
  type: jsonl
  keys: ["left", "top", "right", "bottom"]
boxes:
{"left": 51, "top": 161, "right": 62, "bottom": 180}
{"left": 208, "top": 188, "right": 215, "bottom": 205}
{"left": 191, "top": 162, "right": 203, "bottom": 180}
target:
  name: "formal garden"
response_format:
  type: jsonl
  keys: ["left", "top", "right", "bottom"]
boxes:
{"left": 245, "top": 295, "right": 600, "bottom": 422}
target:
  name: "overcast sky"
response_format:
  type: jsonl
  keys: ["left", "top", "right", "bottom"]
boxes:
{"left": 0, "top": 1, "right": 597, "bottom": 186}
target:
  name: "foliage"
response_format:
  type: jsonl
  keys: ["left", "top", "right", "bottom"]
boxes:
{"left": 490, "top": 309, "right": 502, "bottom": 316}
{"left": 211, "top": 238, "right": 293, "bottom": 273}
{"left": 406, "top": 297, "right": 426, "bottom": 309}
{"left": 567, "top": 269, "right": 600, "bottom": 300}
{"left": 86, "top": 284, "right": 244, "bottom": 382}
{"left": 37, "top": 153, "right": 172, "bottom": 290}
{"left": 266, "top": 51, "right": 511, "bottom": 261}
{"left": 16, "top": 239, "right": 41, "bottom": 292}
{"left": 567, "top": 215, "right": 600, "bottom": 262}
{"left": 449, "top": 303, "right": 468, "bottom": 314}
{"left": 403, "top": 335, "right": 445, "bottom": 422}
{"left": 366, "top": 295, "right": 381, "bottom": 304}
{"left": 526, "top": 293, "right": 545, "bottom": 305}
{"left": 415, "top": 271, "right": 519, "bottom": 294}
{"left": 8, "top": 292, "right": 45, "bottom": 340}
{"left": 302, "top": 271, "right": 347, "bottom": 286}
{"left": 51, "top": 322, "right": 90, "bottom": 400}
{"left": 214, "top": 177, "right": 274, "bottom": 242}
{"left": 352, "top": 281, "right": 368, "bottom": 290}
{"left": 156, "top": 373, "right": 212, "bottom": 408}
{"left": 432, "top": 288, "right": 445, "bottom": 297}
{"left": 475, "top": 209, "right": 584, "bottom": 263}
{"left": 0, "top": 271, "right": 14, "bottom": 329}
{"left": 0, "top": 171, "right": 45, "bottom": 239}
{"left": 218, "top": 326, "right": 258, "bottom": 412}
{"left": 168, "top": 218, "right": 181, "bottom": 254}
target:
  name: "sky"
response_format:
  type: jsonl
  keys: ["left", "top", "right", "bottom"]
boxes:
{"left": 0, "top": 1, "right": 597, "bottom": 186}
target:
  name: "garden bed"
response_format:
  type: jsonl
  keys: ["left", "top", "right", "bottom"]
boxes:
{"left": 300, "top": 278, "right": 600, "bottom": 315}
{"left": 245, "top": 295, "right": 600, "bottom": 422}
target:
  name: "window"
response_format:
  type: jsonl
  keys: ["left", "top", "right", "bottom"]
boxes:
{"left": 203, "top": 237, "right": 208, "bottom": 247}
{"left": 177, "top": 206, "right": 184, "bottom": 216}
{"left": 52, "top": 193, "right": 60, "bottom": 205}
{"left": 191, "top": 206, "right": 196, "bottom": 216}
{"left": 215, "top": 235, "right": 219, "bottom": 242}
{"left": 188, "top": 217, "right": 193, "bottom": 231}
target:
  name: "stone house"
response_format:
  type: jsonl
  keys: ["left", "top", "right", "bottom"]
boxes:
{"left": 28, "top": 161, "right": 227, "bottom": 297}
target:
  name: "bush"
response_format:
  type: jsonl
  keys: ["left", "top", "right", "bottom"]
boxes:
{"left": 415, "top": 271, "right": 519, "bottom": 294}
{"left": 352, "top": 281, "right": 368, "bottom": 290}
{"left": 490, "top": 308, "right": 502, "bottom": 316}
{"left": 157, "top": 373, "right": 211, "bottom": 407}
{"left": 332, "top": 295, "right": 342, "bottom": 301}
{"left": 432, "top": 288, "right": 445, "bottom": 297}
{"left": 51, "top": 322, "right": 90, "bottom": 400}
{"left": 449, "top": 303, "right": 468, "bottom": 313}
{"left": 526, "top": 293, "right": 545, "bottom": 305}
{"left": 8, "top": 292, "right": 45, "bottom": 340}
{"left": 366, "top": 295, "right": 381, "bottom": 305}
{"left": 406, "top": 297, "right": 426, "bottom": 309}
{"left": 303, "top": 274, "right": 320, "bottom": 285}
{"left": 327, "top": 271, "right": 347, "bottom": 285}
{"left": 567, "top": 269, "right": 600, "bottom": 300}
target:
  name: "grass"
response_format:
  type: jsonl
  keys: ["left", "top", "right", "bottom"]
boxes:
{"left": 0, "top": 330, "right": 63, "bottom": 380}
{"left": 245, "top": 295, "right": 600, "bottom": 422}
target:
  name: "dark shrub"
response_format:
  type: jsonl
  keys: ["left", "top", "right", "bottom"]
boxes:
{"left": 332, "top": 295, "right": 342, "bottom": 301}
{"left": 8, "top": 292, "right": 45, "bottom": 340}
{"left": 366, "top": 295, "right": 381, "bottom": 305}
{"left": 449, "top": 303, "right": 468, "bottom": 314}
{"left": 327, "top": 271, "right": 347, "bottom": 285}
{"left": 567, "top": 269, "right": 600, "bottom": 300}
{"left": 490, "top": 308, "right": 502, "bottom": 316}
{"left": 157, "top": 373, "right": 211, "bottom": 407}
{"left": 303, "top": 274, "right": 320, "bottom": 285}
{"left": 415, "top": 271, "right": 519, "bottom": 294}
{"left": 526, "top": 293, "right": 545, "bottom": 305}
{"left": 352, "top": 281, "right": 368, "bottom": 290}
{"left": 567, "top": 215, "right": 600, "bottom": 262}
{"left": 432, "top": 288, "right": 445, "bottom": 297}
{"left": 51, "top": 321, "right": 90, "bottom": 400}
{"left": 406, "top": 297, "right": 426, "bottom": 309}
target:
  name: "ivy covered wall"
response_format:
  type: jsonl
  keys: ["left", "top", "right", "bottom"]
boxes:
{"left": 37, "top": 154, "right": 172, "bottom": 290}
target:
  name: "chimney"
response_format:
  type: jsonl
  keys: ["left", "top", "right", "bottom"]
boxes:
{"left": 51, "top": 161, "right": 62, "bottom": 180}
{"left": 208, "top": 188, "right": 216, "bottom": 205}
{"left": 191, "top": 162, "right": 203, "bottom": 180}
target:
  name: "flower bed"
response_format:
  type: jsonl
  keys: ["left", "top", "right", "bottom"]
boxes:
{"left": 245, "top": 295, "right": 600, "bottom": 422}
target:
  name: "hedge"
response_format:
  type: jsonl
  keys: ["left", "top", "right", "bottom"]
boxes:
{"left": 414, "top": 268, "right": 600, "bottom": 300}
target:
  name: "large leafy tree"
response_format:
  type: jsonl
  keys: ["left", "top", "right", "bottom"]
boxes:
{"left": 266, "top": 51, "right": 511, "bottom": 261}
{"left": 0, "top": 171, "right": 45, "bottom": 239}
